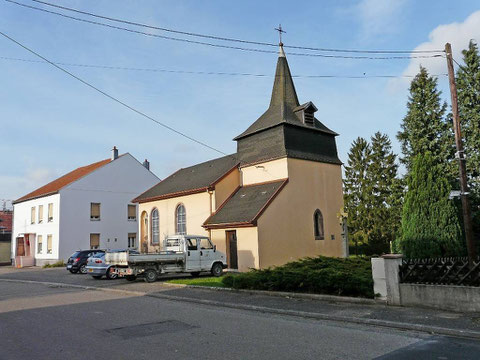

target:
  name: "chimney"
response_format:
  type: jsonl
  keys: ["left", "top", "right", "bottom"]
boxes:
{"left": 143, "top": 159, "right": 150, "bottom": 170}
{"left": 111, "top": 146, "right": 119, "bottom": 160}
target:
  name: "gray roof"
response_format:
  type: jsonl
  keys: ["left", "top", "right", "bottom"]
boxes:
{"left": 234, "top": 47, "right": 337, "bottom": 140}
{"left": 204, "top": 180, "right": 287, "bottom": 227}
{"left": 134, "top": 155, "right": 238, "bottom": 202}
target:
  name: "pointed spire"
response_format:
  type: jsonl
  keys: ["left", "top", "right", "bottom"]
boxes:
{"left": 269, "top": 44, "right": 299, "bottom": 108}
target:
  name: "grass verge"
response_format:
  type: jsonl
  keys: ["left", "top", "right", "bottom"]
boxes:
{"left": 42, "top": 260, "right": 66, "bottom": 268}
{"left": 166, "top": 276, "right": 225, "bottom": 288}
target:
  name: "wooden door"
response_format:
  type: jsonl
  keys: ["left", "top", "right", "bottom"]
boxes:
{"left": 16, "top": 237, "right": 25, "bottom": 256}
{"left": 226, "top": 231, "right": 238, "bottom": 270}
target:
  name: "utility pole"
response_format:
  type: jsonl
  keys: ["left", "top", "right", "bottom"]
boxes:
{"left": 445, "top": 42, "right": 476, "bottom": 267}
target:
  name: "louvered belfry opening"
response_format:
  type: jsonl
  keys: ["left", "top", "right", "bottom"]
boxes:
{"left": 303, "top": 110, "right": 314, "bottom": 126}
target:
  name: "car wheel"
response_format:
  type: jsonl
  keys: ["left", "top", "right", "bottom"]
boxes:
{"left": 211, "top": 263, "right": 223, "bottom": 277}
{"left": 190, "top": 272, "right": 201, "bottom": 277}
{"left": 69, "top": 269, "right": 78, "bottom": 274}
{"left": 144, "top": 269, "right": 158, "bottom": 283}
{"left": 92, "top": 275, "right": 103, "bottom": 280}
{"left": 79, "top": 264, "right": 87, "bottom": 274}
{"left": 106, "top": 267, "right": 118, "bottom": 280}
{"left": 125, "top": 275, "right": 137, "bottom": 282}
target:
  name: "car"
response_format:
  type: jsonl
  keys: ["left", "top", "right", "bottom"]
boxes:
{"left": 85, "top": 252, "right": 117, "bottom": 280}
{"left": 66, "top": 249, "right": 105, "bottom": 274}
{"left": 86, "top": 249, "right": 140, "bottom": 280}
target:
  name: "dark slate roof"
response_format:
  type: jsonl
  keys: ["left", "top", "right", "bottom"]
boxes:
{"left": 234, "top": 47, "right": 337, "bottom": 140}
{"left": 134, "top": 155, "right": 238, "bottom": 202}
{"left": 203, "top": 180, "right": 287, "bottom": 227}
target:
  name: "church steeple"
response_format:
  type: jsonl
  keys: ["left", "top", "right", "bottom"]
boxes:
{"left": 269, "top": 43, "right": 300, "bottom": 109}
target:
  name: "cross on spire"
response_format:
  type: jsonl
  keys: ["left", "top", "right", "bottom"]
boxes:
{"left": 274, "top": 24, "right": 286, "bottom": 46}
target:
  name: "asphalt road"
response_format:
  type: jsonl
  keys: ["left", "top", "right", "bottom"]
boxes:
{"left": 1, "top": 268, "right": 480, "bottom": 359}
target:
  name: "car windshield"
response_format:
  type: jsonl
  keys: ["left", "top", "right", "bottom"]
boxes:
{"left": 92, "top": 253, "right": 104, "bottom": 258}
{"left": 71, "top": 251, "right": 81, "bottom": 258}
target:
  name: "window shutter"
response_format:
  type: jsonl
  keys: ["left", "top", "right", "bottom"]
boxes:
{"left": 91, "top": 203, "right": 100, "bottom": 219}
{"left": 128, "top": 205, "right": 136, "bottom": 219}
{"left": 37, "top": 235, "right": 43, "bottom": 254}
{"left": 38, "top": 205, "right": 43, "bottom": 222}
{"left": 31, "top": 207, "right": 36, "bottom": 224}
{"left": 90, "top": 234, "right": 100, "bottom": 249}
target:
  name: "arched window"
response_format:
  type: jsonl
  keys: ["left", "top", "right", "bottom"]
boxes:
{"left": 151, "top": 208, "right": 160, "bottom": 245}
{"left": 314, "top": 209, "right": 324, "bottom": 240}
{"left": 175, "top": 204, "right": 186, "bottom": 235}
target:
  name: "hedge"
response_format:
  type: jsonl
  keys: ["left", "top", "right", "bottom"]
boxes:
{"left": 221, "top": 256, "right": 374, "bottom": 298}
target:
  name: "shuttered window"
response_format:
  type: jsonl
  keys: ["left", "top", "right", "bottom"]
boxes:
{"left": 47, "top": 235, "right": 52, "bottom": 254}
{"left": 90, "top": 203, "right": 100, "bottom": 220}
{"left": 38, "top": 205, "right": 44, "bottom": 223}
{"left": 48, "top": 203, "right": 53, "bottom": 222}
{"left": 90, "top": 234, "right": 100, "bottom": 249}
{"left": 128, "top": 204, "right": 136, "bottom": 220}
{"left": 37, "top": 235, "right": 43, "bottom": 254}
{"left": 31, "top": 207, "right": 36, "bottom": 224}
{"left": 128, "top": 233, "right": 136, "bottom": 248}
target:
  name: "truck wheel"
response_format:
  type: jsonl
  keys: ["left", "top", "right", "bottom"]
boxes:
{"left": 190, "top": 272, "right": 200, "bottom": 277}
{"left": 144, "top": 269, "right": 158, "bottom": 283}
{"left": 125, "top": 275, "right": 137, "bottom": 282}
{"left": 211, "top": 263, "right": 223, "bottom": 277}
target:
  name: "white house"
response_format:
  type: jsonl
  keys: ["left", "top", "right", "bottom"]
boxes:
{"left": 11, "top": 147, "right": 159, "bottom": 266}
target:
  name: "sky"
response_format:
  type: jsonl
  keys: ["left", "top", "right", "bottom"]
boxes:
{"left": 2, "top": 0, "right": 480, "bottom": 207}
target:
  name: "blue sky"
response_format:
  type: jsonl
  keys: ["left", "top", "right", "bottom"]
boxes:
{"left": 2, "top": 0, "right": 480, "bottom": 205}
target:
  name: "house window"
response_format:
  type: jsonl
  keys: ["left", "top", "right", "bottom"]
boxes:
{"left": 314, "top": 209, "right": 324, "bottom": 240}
{"left": 128, "top": 204, "right": 136, "bottom": 220}
{"left": 37, "top": 235, "right": 43, "bottom": 254}
{"left": 151, "top": 208, "right": 159, "bottom": 245}
{"left": 47, "top": 234, "right": 52, "bottom": 254}
{"left": 128, "top": 233, "right": 137, "bottom": 248}
{"left": 90, "top": 233, "right": 100, "bottom": 249}
{"left": 48, "top": 203, "right": 53, "bottom": 222}
{"left": 38, "top": 205, "right": 43, "bottom": 223}
{"left": 90, "top": 203, "right": 100, "bottom": 220}
{"left": 175, "top": 204, "right": 186, "bottom": 235}
{"left": 31, "top": 207, "right": 36, "bottom": 224}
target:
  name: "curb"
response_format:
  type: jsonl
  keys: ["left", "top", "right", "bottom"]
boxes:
{"left": 164, "top": 282, "right": 383, "bottom": 305}
{"left": 2, "top": 278, "right": 479, "bottom": 340}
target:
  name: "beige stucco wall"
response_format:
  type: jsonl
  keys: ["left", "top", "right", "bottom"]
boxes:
{"left": 210, "top": 227, "right": 259, "bottom": 272}
{"left": 138, "top": 191, "right": 211, "bottom": 252}
{"left": 257, "top": 158, "right": 345, "bottom": 269}
{"left": 214, "top": 168, "right": 240, "bottom": 209}
{"left": 240, "top": 157, "right": 288, "bottom": 186}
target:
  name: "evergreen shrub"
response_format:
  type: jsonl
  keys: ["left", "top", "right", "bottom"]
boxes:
{"left": 221, "top": 256, "right": 374, "bottom": 298}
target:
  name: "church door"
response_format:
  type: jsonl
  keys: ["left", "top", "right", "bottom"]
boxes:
{"left": 226, "top": 230, "right": 238, "bottom": 270}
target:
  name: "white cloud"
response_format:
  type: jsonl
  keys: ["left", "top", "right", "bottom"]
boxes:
{"left": 356, "top": 0, "right": 408, "bottom": 39}
{"left": 0, "top": 167, "right": 59, "bottom": 201}
{"left": 400, "top": 10, "right": 480, "bottom": 78}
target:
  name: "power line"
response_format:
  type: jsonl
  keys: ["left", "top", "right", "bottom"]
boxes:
{"left": 0, "top": 30, "right": 229, "bottom": 157}
{"left": 0, "top": 55, "right": 449, "bottom": 79}
{"left": 5, "top": 0, "right": 444, "bottom": 60}
{"left": 29, "top": 0, "right": 444, "bottom": 55}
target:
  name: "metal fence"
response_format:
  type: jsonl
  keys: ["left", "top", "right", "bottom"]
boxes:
{"left": 399, "top": 257, "right": 480, "bottom": 287}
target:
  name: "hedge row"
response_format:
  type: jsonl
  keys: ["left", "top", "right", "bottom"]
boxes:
{"left": 222, "top": 256, "right": 374, "bottom": 298}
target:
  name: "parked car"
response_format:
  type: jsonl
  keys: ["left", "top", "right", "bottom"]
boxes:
{"left": 85, "top": 252, "right": 117, "bottom": 280}
{"left": 86, "top": 249, "right": 140, "bottom": 280}
{"left": 66, "top": 249, "right": 105, "bottom": 274}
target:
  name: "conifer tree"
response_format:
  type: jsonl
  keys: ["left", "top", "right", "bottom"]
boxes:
{"left": 367, "top": 132, "right": 401, "bottom": 253}
{"left": 396, "top": 152, "right": 464, "bottom": 258}
{"left": 397, "top": 66, "right": 453, "bottom": 173}
{"left": 456, "top": 40, "right": 480, "bottom": 246}
{"left": 343, "top": 137, "right": 371, "bottom": 254}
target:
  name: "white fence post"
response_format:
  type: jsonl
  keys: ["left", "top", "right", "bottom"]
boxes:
{"left": 371, "top": 254, "right": 403, "bottom": 305}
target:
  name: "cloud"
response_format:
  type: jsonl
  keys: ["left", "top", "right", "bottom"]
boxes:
{"left": 400, "top": 10, "right": 480, "bottom": 79}
{"left": 0, "top": 167, "right": 59, "bottom": 201}
{"left": 356, "top": 0, "right": 408, "bottom": 39}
